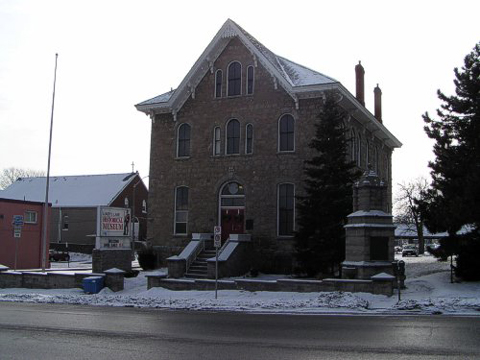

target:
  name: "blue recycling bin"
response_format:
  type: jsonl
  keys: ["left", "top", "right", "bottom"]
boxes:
{"left": 82, "top": 276, "right": 104, "bottom": 294}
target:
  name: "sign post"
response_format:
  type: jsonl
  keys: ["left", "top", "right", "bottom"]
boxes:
{"left": 214, "top": 226, "right": 221, "bottom": 299}
{"left": 12, "top": 216, "right": 24, "bottom": 271}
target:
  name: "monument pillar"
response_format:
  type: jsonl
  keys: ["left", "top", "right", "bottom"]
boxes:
{"left": 342, "top": 167, "right": 396, "bottom": 279}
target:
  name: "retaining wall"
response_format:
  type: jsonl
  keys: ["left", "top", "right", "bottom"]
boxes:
{"left": 147, "top": 273, "right": 395, "bottom": 296}
{"left": 0, "top": 268, "right": 125, "bottom": 292}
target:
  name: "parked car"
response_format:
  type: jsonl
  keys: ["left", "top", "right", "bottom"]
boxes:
{"left": 402, "top": 245, "right": 419, "bottom": 257}
{"left": 49, "top": 249, "right": 70, "bottom": 262}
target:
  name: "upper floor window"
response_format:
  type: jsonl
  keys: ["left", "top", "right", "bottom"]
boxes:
{"left": 350, "top": 129, "right": 356, "bottom": 162}
{"left": 215, "top": 69, "right": 223, "bottom": 98}
{"left": 177, "top": 123, "right": 191, "bottom": 158}
{"left": 245, "top": 124, "right": 253, "bottom": 154}
{"left": 226, "top": 119, "right": 240, "bottom": 155}
{"left": 142, "top": 200, "right": 147, "bottom": 214}
{"left": 384, "top": 155, "right": 389, "bottom": 181}
{"left": 279, "top": 114, "right": 295, "bottom": 152}
{"left": 356, "top": 133, "right": 362, "bottom": 167}
{"left": 227, "top": 61, "right": 242, "bottom": 96}
{"left": 213, "top": 126, "right": 221, "bottom": 156}
{"left": 247, "top": 65, "right": 254, "bottom": 95}
{"left": 24, "top": 210, "right": 37, "bottom": 224}
{"left": 62, "top": 215, "right": 69, "bottom": 231}
{"left": 278, "top": 183, "right": 295, "bottom": 236}
{"left": 174, "top": 186, "right": 189, "bottom": 235}
{"left": 366, "top": 140, "right": 370, "bottom": 166}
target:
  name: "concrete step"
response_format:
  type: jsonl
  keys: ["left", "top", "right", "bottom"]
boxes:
{"left": 189, "top": 264, "right": 207, "bottom": 271}
{"left": 185, "top": 271, "right": 209, "bottom": 279}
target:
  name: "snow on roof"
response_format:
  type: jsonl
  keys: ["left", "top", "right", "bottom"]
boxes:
{"left": 136, "top": 19, "right": 337, "bottom": 110}
{"left": 1, "top": 173, "right": 137, "bottom": 207}
{"left": 394, "top": 223, "right": 473, "bottom": 239}
{"left": 276, "top": 56, "right": 337, "bottom": 87}
{"left": 136, "top": 89, "right": 175, "bottom": 107}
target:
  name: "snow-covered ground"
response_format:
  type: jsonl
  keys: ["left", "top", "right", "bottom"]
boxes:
{"left": 1, "top": 253, "right": 479, "bottom": 315}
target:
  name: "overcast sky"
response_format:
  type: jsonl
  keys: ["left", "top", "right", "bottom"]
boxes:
{"left": 1, "top": 0, "right": 479, "bottom": 194}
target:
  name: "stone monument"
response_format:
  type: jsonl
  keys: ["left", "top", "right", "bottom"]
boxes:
{"left": 342, "top": 167, "right": 396, "bottom": 279}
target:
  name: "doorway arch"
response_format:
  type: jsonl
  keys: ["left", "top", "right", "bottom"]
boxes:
{"left": 219, "top": 181, "right": 245, "bottom": 242}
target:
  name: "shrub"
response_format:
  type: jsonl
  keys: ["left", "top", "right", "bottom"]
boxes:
{"left": 137, "top": 246, "right": 157, "bottom": 271}
{"left": 455, "top": 232, "right": 480, "bottom": 281}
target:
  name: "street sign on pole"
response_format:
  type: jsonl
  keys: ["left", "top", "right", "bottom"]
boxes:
{"left": 214, "top": 226, "right": 222, "bottom": 299}
{"left": 12, "top": 215, "right": 24, "bottom": 227}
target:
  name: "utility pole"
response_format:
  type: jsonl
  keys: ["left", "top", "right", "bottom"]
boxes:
{"left": 41, "top": 53, "right": 58, "bottom": 272}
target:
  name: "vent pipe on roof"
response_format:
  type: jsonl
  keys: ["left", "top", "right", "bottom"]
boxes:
{"left": 355, "top": 61, "right": 365, "bottom": 106}
{"left": 374, "top": 84, "right": 382, "bottom": 123}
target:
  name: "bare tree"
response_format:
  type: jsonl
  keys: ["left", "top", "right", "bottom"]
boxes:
{"left": 0, "top": 167, "right": 45, "bottom": 190}
{"left": 394, "top": 177, "right": 429, "bottom": 254}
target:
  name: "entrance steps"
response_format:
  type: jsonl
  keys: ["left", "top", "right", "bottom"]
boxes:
{"left": 184, "top": 247, "right": 216, "bottom": 279}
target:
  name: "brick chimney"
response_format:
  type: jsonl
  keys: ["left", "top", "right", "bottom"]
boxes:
{"left": 355, "top": 61, "right": 365, "bottom": 106}
{"left": 374, "top": 84, "right": 382, "bottom": 123}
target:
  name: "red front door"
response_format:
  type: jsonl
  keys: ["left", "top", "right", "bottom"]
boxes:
{"left": 221, "top": 208, "right": 244, "bottom": 242}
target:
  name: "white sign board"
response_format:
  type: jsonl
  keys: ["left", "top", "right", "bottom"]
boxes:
{"left": 98, "top": 237, "right": 131, "bottom": 250}
{"left": 100, "top": 207, "right": 131, "bottom": 237}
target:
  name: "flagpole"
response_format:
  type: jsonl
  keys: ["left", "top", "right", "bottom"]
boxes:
{"left": 41, "top": 53, "right": 58, "bottom": 272}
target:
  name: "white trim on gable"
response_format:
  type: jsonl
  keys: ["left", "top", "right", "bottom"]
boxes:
{"left": 135, "top": 19, "right": 402, "bottom": 150}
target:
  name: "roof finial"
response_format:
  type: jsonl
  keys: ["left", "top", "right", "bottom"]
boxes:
{"left": 131, "top": 161, "right": 135, "bottom": 173}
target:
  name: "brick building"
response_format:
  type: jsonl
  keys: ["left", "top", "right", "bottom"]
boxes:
{"left": 0, "top": 198, "right": 51, "bottom": 269}
{"left": 136, "top": 19, "right": 401, "bottom": 274}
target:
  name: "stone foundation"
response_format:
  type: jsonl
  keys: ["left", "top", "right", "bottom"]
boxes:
{"left": 92, "top": 249, "right": 132, "bottom": 273}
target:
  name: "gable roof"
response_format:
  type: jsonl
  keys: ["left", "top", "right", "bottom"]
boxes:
{"left": 1, "top": 173, "right": 138, "bottom": 207}
{"left": 135, "top": 19, "right": 401, "bottom": 149}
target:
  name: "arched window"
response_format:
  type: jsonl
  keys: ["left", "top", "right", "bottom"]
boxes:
{"left": 227, "top": 61, "right": 242, "bottom": 96}
{"left": 384, "top": 155, "right": 389, "bottom": 181}
{"left": 279, "top": 114, "right": 295, "bottom": 152}
{"left": 213, "top": 126, "right": 221, "bottom": 156}
{"left": 245, "top": 124, "right": 253, "bottom": 154}
{"left": 177, "top": 123, "right": 191, "bottom": 158}
{"left": 356, "top": 133, "right": 362, "bottom": 167}
{"left": 246, "top": 65, "right": 254, "bottom": 95}
{"left": 350, "top": 129, "right": 356, "bottom": 162}
{"left": 226, "top": 119, "right": 240, "bottom": 155}
{"left": 174, "top": 186, "right": 189, "bottom": 235}
{"left": 215, "top": 69, "right": 222, "bottom": 98}
{"left": 278, "top": 183, "right": 295, "bottom": 236}
{"left": 366, "top": 140, "right": 370, "bottom": 167}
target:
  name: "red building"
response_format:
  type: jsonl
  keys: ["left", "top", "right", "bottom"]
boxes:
{"left": 0, "top": 198, "right": 51, "bottom": 269}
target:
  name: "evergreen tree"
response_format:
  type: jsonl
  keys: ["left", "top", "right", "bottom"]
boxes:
{"left": 295, "top": 91, "right": 361, "bottom": 277}
{"left": 419, "top": 42, "right": 480, "bottom": 280}
{"left": 420, "top": 42, "right": 480, "bottom": 234}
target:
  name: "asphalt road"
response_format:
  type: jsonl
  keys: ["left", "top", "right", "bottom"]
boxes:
{"left": 1, "top": 302, "right": 479, "bottom": 359}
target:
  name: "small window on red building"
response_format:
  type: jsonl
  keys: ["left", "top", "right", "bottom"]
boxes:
{"left": 24, "top": 211, "right": 37, "bottom": 224}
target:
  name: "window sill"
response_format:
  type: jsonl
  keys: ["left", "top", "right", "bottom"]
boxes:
{"left": 277, "top": 151, "right": 296, "bottom": 155}
{"left": 175, "top": 156, "right": 191, "bottom": 160}
{"left": 277, "top": 236, "right": 295, "bottom": 240}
